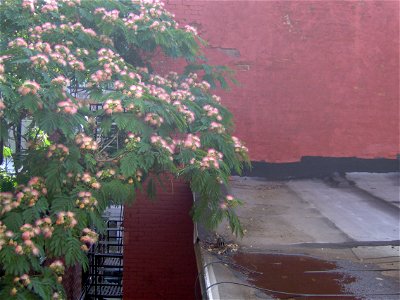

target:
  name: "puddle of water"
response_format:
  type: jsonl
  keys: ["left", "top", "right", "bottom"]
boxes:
{"left": 231, "top": 252, "right": 358, "bottom": 299}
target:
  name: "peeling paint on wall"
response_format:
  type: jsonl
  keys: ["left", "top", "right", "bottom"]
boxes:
{"left": 213, "top": 47, "right": 241, "bottom": 58}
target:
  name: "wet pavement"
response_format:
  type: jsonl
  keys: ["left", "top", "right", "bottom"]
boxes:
{"left": 196, "top": 173, "right": 400, "bottom": 299}
{"left": 229, "top": 252, "right": 400, "bottom": 299}
{"left": 232, "top": 252, "right": 357, "bottom": 299}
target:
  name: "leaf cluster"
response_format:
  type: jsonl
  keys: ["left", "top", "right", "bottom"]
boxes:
{"left": 0, "top": 0, "right": 250, "bottom": 298}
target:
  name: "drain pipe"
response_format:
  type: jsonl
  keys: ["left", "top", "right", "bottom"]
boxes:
{"left": 194, "top": 241, "right": 220, "bottom": 300}
{"left": 193, "top": 193, "right": 220, "bottom": 300}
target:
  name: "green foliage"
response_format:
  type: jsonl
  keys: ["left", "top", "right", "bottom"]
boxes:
{"left": 3, "top": 146, "right": 12, "bottom": 158}
{"left": 0, "top": 170, "right": 16, "bottom": 192}
{"left": 0, "top": 0, "right": 250, "bottom": 298}
{"left": 64, "top": 237, "right": 88, "bottom": 269}
{"left": 2, "top": 212, "right": 24, "bottom": 232}
{"left": 0, "top": 247, "right": 31, "bottom": 275}
{"left": 101, "top": 179, "right": 134, "bottom": 205}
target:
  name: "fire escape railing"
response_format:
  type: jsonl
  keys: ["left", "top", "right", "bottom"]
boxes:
{"left": 80, "top": 219, "right": 124, "bottom": 299}
{"left": 78, "top": 104, "right": 124, "bottom": 299}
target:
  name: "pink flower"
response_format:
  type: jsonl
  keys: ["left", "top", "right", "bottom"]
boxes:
{"left": 209, "top": 122, "right": 225, "bottom": 133}
{"left": 57, "top": 98, "right": 78, "bottom": 115}
{"left": 50, "top": 260, "right": 65, "bottom": 275}
{"left": 56, "top": 211, "right": 77, "bottom": 228}
{"left": 76, "top": 191, "right": 97, "bottom": 210}
{"left": 232, "top": 136, "right": 249, "bottom": 154}
{"left": 0, "top": 101, "right": 5, "bottom": 117}
{"left": 182, "top": 134, "right": 201, "bottom": 150}
{"left": 18, "top": 80, "right": 40, "bottom": 96}
{"left": 22, "top": 231, "right": 31, "bottom": 240}
{"left": 84, "top": 28, "right": 97, "bottom": 37}
{"left": 22, "top": 0, "right": 36, "bottom": 12}
{"left": 69, "top": 60, "right": 85, "bottom": 71}
{"left": 51, "top": 76, "right": 70, "bottom": 87}
{"left": 150, "top": 135, "right": 174, "bottom": 154}
{"left": 80, "top": 228, "right": 98, "bottom": 247}
{"left": 30, "top": 54, "right": 49, "bottom": 68}
{"left": 32, "top": 246, "right": 40, "bottom": 256}
{"left": 15, "top": 245, "right": 23, "bottom": 254}
{"left": 91, "top": 182, "right": 101, "bottom": 189}
{"left": 185, "top": 25, "right": 198, "bottom": 35}
{"left": 103, "top": 99, "right": 123, "bottom": 114}
{"left": 144, "top": 113, "right": 164, "bottom": 127}
{"left": 114, "top": 80, "right": 125, "bottom": 89}
{"left": 41, "top": 2, "right": 58, "bottom": 13}
{"left": 200, "top": 149, "right": 223, "bottom": 169}
{"left": 75, "top": 133, "right": 98, "bottom": 150}
{"left": 5, "top": 231, "right": 14, "bottom": 238}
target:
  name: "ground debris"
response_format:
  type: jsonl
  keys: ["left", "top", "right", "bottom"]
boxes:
{"left": 201, "top": 233, "right": 239, "bottom": 255}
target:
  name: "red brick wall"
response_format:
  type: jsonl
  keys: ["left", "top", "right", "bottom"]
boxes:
{"left": 63, "top": 264, "right": 82, "bottom": 300}
{"left": 123, "top": 176, "right": 197, "bottom": 300}
{"left": 163, "top": 0, "right": 399, "bottom": 163}
{"left": 45, "top": 258, "right": 81, "bottom": 300}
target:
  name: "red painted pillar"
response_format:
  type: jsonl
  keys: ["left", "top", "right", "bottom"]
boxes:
{"left": 123, "top": 176, "right": 197, "bottom": 299}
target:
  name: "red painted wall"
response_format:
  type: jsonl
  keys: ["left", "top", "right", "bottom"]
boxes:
{"left": 123, "top": 177, "right": 197, "bottom": 299}
{"left": 123, "top": 2, "right": 399, "bottom": 298}
{"left": 165, "top": 0, "right": 399, "bottom": 162}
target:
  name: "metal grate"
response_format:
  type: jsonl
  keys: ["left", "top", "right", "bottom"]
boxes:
{"left": 89, "top": 103, "right": 123, "bottom": 153}
{"left": 80, "top": 218, "right": 124, "bottom": 299}
{"left": 88, "top": 284, "right": 123, "bottom": 298}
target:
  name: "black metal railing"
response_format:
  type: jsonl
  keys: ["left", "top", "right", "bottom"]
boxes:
{"left": 80, "top": 220, "right": 124, "bottom": 299}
